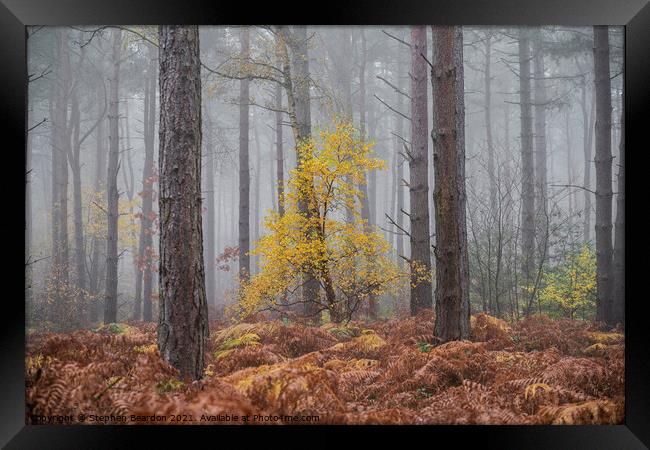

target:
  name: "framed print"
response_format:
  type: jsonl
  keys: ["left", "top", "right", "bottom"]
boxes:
{"left": 1, "top": 0, "right": 648, "bottom": 447}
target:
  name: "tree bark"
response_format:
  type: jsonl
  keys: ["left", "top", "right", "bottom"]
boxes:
{"left": 278, "top": 26, "right": 320, "bottom": 322}
{"left": 157, "top": 25, "right": 209, "bottom": 381}
{"left": 593, "top": 25, "right": 614, "bottom": 326}
{"left": 432, "top": 26, "right": 471, "bottom": 342}
{"left": 518, "top": 29, "right": 536, "bottom": 314}
{"left": 238, "top": 26, "right": 251, "bottom": 282}
{"left": 104, "top": 28, "right": 122, "bottom": 324}
{"left": 612, "top": 77, "right": 624, "bottom": 326}
{"left": 204, "top": 97, "right": 217, "bottom": 309}
{"left": 533, "top": 32, "right": 549, "bottom": 266}
{"left": 408, "top": 26, "right": 433, "bottom": 315}
{"left": 275, "top": 82, "right": 285, "bottom": 216}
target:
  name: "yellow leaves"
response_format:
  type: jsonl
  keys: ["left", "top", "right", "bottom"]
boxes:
{"left": 524, "top": 383, "right": 552, "bottom": 400}
{"left": 538, "top": 244, "right": 597, "bottom": 318}
{"left": 133, "top": 344, "right": 158, "bottom": 354}
{"left": 239, "top": 120, "right": 406, "bottom": 319}
{"left": 213, "top": 333, "right": 262, "bottom": 359}
{"left": 585, "top": 332, "right": 624, "bottom": 345}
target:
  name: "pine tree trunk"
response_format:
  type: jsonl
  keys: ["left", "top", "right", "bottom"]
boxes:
{"left": 612, "top": 80, "right": 624, "bottom": 326}
{"left": 143, "top": 49, "right": 156, "bottom": 322}
{"left": 432, "top": 26, "right": 470, "bottom": 342}
{"left": 89, "top": 95, "right": 106, "bottom": 324}
{"left": 580, "top": 77, "right": 596, "bottom": 244}
{"left": 275, "top": 82, "right": 285, "bottom": 216}
{"left": 533, "top": 32, "right": 549, "bottom": 266}
{"left": 104, "top": 28, "right": 121, "bottom": 324}
{"left": 593, "top": 26, "right": 614, "bottom": 326}
{"left": 157, "top": 25, "right": 209, "bottom": 381}
{"left": 204, "top": 99, "right": 216, "bottom": 309}
{"left": 238, "top": 26, "right": 251, "bottom": 282}
{"left": 518, "top": 30, "right": 536, "bottom": 315}
{"left": 409, "top": 26, "right": 432, "bottom": 315}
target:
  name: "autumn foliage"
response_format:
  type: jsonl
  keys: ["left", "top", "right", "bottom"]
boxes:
{"left": 26, "top": 312, "right": 623, "bottom": 425}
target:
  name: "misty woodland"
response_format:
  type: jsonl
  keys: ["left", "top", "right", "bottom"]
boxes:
{"left": 25, "top": 25, "right": 624, "bottom": 425}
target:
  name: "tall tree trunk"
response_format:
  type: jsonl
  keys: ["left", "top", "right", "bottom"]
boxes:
{"left": 157, "top": 25, "right": 209, "bottom": 381}
{"left": 518, "top": 29, "right": 536, "bottom": 314}
{"left": 238, "top": 26, "right": 251, "bottom": 282}
{"left": 26, "top": 121, "right": 33, "bottom": 311}
{"left": 89, "top": 96, "right": 106, "bottom": 323}
{"left": 69, "top": 91, "right": 87, "bottom": 325}
{"left": 253, "top": 111, "right": 262, "bottom": 274}
{"left": 278, "top": 26, "right": 320, "bottom": 321}
{"left": 204, "top": 98, "right": 216, "bottom": 309}
{"left": 357, "top": 29, "right": 377, "bottom": 319}
{"left": 593, "top": 26, "right": 614, "bottom": 326}
{"left": 143, "top": 49, "right": 156, "bottom": 322}
{"left": 104, "top": 28, "right": 121, "bottom": 324}
{"left": 408, "top": 26, "right": 432, "bottom": 315}
{"left": 484, "top": 33, "right": 496, "bottom": 217}
{"left": 432, "top": 26, "right": 471, "bottom": 342}
{"left": 533, "top": 32, "right": 549, "bottom": 265}
{"left": 275, "top": 82, "right": 285, "bottom": 216}
{"left": 395, "top": 50, "right": 406, "bottom": 270}
{"left": 51, "top": 29, "right": 72, "bottom": 320}
{"left": 612, "top": 77, "right": 624, "bottom": 326}
{"left": 580, "top": 76, "right": 596, "bottom": 244}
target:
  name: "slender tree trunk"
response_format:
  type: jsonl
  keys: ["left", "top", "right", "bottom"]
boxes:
{"left": 104, "top": 28, "right": 121, "bottom": 324}
{"left": 612, "top": 77, "right": 624, "bottom": 326}
{"left": 593, "top": 26, "right": 614, "bottom": 326}
{"left": 518, "top": 29, "right": 536, "bottom": 314}
{"left": 143, "top": 50, "right": 156, "bottom": 322}
{"left": 204, "top": 99, "right": 216, "bottom": 309}
{"left": 275, "top": 82, "right": 285, "bottom": 216}
{"left": 253, "top": 112, "right": 262, "bottom": 274}
{"left": 89, "top": 98, "right": 106, "bottom": 323}
{"left": 238, "top": 27, "right": 251, "bottom": 283}
{"left": 484, "top": 34, "right": 496, "bottom": 217}
{"left": 533, "top": 32, "right": 549, "bottom": 265}
{"left": 357, "top": 29, "right": 377, "bottom": 319}
{"left": 580, "top": 77, "right": 596, "bottom": 244}
{"left": 432, "top": 26, "right": 471, "bottom": 342}
{"left": 396, "top": 52, "right": 406, "bottom": 270}
{"left": 69, "top": 92, "right": 87, "bottom": 325}
{"left": 278, "top": 26, "right": 320, "bottom": 321}
{"left": 409, "top": 26, "right": 433, "bottom": 315}
{"left": 157, "top": 25, "right": 209, "bottom": 381}
{"left": 26, "top": 122, "right": 33, "bottom": 310}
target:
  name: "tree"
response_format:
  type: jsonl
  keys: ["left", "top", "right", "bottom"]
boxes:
{"left": 612, "top": 80, "right": 624, "bottom": 326}
{"left": 277, "top": 26, "right": 320, "bottom": 321}
{"left": 518, "top": 29, "right": 536, "bottom": 314}
{"left": 134, "top": 44, "right": 157, "bottom": 321}
{"left": 408, "top": 25, "right": 432, "bottom": 315}
{"left": 239, "top": 26, "right": 251, "bottom": 282}
{"left": 593, "top": 25, "right": 614, "bottom": 326}
{"left": 432, "top": 26, "right": 471, "bottom": 342}
{"left": 274, "top": 81, "right": 285, "bottom": 216}
{"left": 241, "top": 122, "right": 401, "bottom": 322}
{"left": 104, "top": 28, "right": 121, "bottom": 324}
{"left": 533, "top": 30, "right": 549, "bottom": 265}
{"left": 157, "top": 25, "right": 209, "bottom": 381}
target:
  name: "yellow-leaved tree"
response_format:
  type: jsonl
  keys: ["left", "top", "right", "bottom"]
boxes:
{"left": 538, "top": 244, "right": 597, "bottom": 319}
{"left": 240, "top": 121, "right": 406, "bottom": 323}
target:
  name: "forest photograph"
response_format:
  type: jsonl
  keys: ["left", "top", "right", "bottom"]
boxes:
{"left": 24, "top": 24, "right": 625, "bottom": 425}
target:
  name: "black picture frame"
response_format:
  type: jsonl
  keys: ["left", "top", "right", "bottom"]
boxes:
{"left": 2, "top": 0, "right": 648, "bottom": 447}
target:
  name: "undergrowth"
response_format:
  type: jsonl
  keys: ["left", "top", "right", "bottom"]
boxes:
{"left": 25, "top": 311, "right": 624, "bottom": 425}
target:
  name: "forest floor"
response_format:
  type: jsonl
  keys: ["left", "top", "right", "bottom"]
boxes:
{"left": 26, "top": 311, "right": 624, "bottom": 425}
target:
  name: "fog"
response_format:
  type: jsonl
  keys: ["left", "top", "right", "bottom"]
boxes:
{"left": 25, "top": 26, "right": 624, "bottom": 330}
